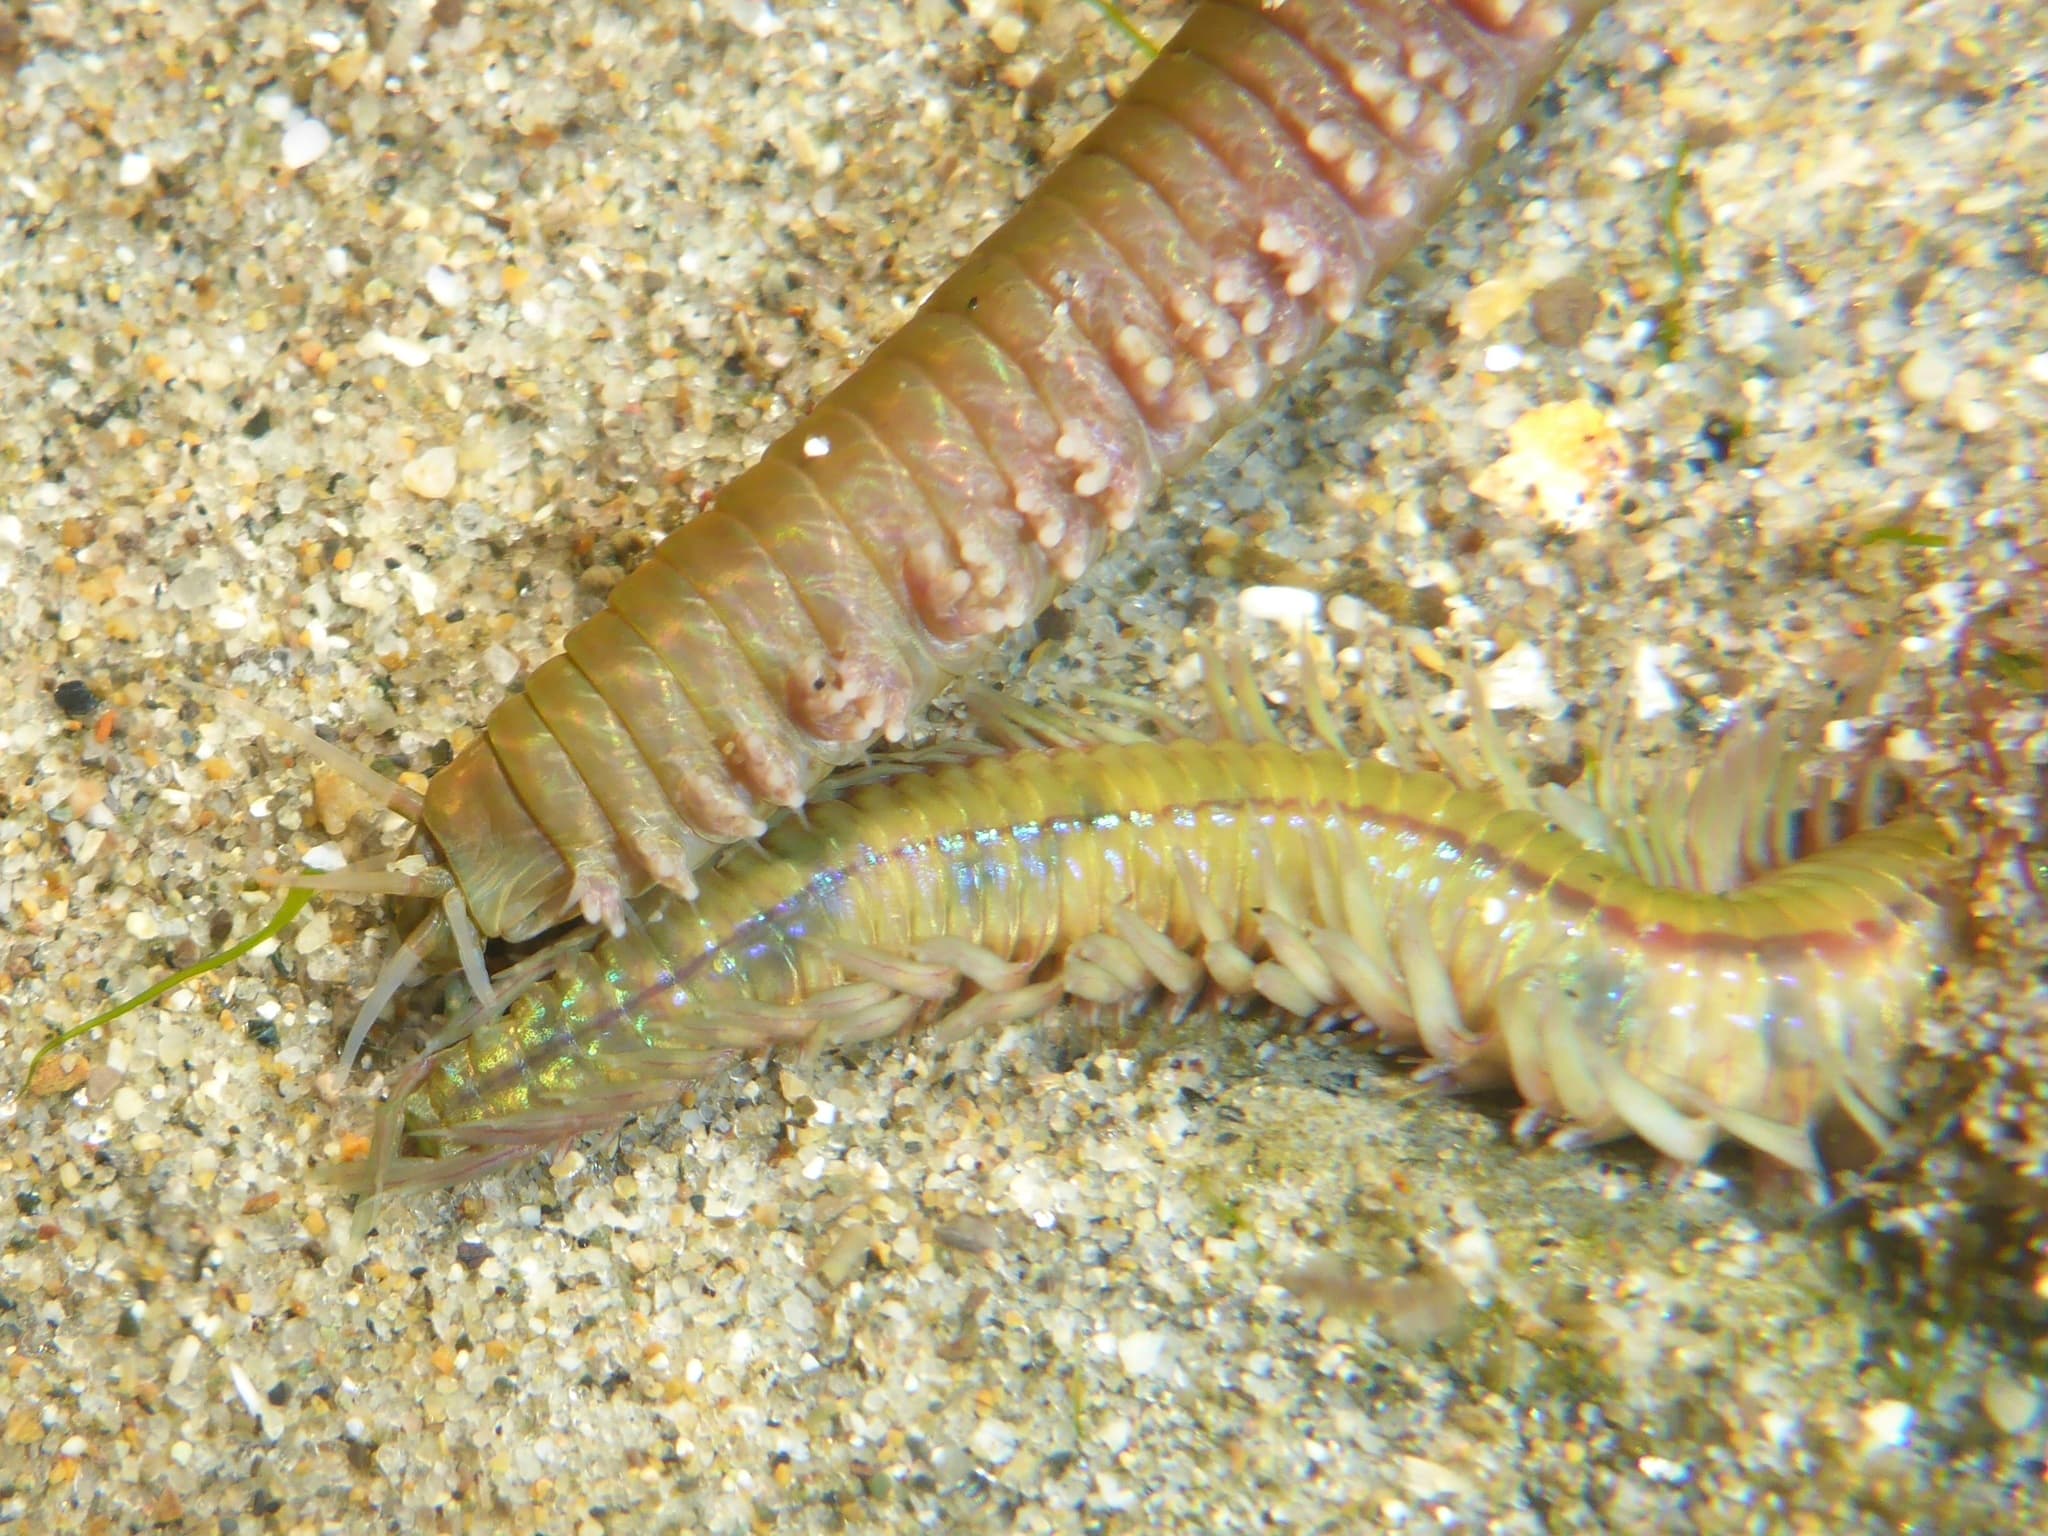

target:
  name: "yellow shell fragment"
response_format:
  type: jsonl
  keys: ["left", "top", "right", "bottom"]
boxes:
{"left": 1469, "top": 399, "right": 1627, "bottom": 532}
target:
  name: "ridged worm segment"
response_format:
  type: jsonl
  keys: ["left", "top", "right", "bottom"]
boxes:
{"left": 343, "top": 681, "right": 1957, "bottom": 1201}
{"left": 269, "top": 0, "right": 1617, "bottom": 1063}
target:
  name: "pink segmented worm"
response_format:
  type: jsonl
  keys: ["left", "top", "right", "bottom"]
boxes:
{"left": 295, "top": 0, "right": 1613, "bottom": 1067}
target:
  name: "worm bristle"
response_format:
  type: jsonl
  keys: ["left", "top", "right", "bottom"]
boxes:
{"left": 201, "top": 682, "right": 425, "bottom": 824}
{"left": 338, "top": 910, "right": 441, "bottom": 1076}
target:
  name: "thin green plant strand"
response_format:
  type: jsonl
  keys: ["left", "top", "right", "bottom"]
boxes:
{"left": 1081, "top": 0, "right": 1159, "bottom": 58}
{"left": 27, "top": 887, "right": 317, "bottom": 1087}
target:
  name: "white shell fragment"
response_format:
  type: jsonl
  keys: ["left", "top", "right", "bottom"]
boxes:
{"left": 280, "top": 117, "right": 334, "bottom": 171}
{"left": 425, "top": 264, "right": 470, "bottom": 310}
{"left": 401, "top": 446, "right": 460, "bottom": 500}
{"left": 1631, "top": 643, "right": 1683, "bottom": 722}
{"left": 1238, "top": 584, "right": 1322, "bottom": 629}
{"left": 1469, "top": 400, "right": 1627, "bottom": 533}
{"left": 1478, "top": 642, "right": 1563, "bottom": 719}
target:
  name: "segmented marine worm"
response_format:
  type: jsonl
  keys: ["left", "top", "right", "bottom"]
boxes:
{"left": 283, "top": 0, "right": 1613, "bottom": 1063}
{"left": 344, "top": 680, "right": 1956, "bottom": 1202}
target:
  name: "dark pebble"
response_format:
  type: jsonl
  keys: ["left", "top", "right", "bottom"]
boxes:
{"left": 54, "top": 679, "right": 101, "bottom": 719}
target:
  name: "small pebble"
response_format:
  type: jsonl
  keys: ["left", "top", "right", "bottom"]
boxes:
{"left": 117, "top": 152, "right": 153, "bottom": 188}
{"left": 969, "top": 1418, "right": 1020, "bottom": 1466}
{"left": 401, "top": 446, "right": 460, "bottom": 500}
{"left": 1453, "top": 276, "right": 1527, "bottom": 339}
{"left": 1441, "top": 1224, "right": 1500, "bottom": 1299}
{"left": 1238, "top": 584, "right": 1321, "bottom": 628}
{"left": 1117, "top": 1331, "right": 1166, "bottom": 1378}
{"left": 1982, "top": 1369, "right": 2042, "bottom": 1436}
{"left": 1325, "top": 592, "right": 1373, "bottom": 636}
{"left": 28, "top": 1054, "right": 90, "bottom": 1098}
{"left": 934, "top": 1214, "right": 1003, "bottom": 1254}
{"left": 292, "top": 910, "right": 334, "bottom": 957}
{"left": 111, "top": 1086, "right": 147, "bottom": 1123}
{"left": 301, "top": 841, "right": 350, "bottom": 872}
{"left": 724, "top": 1, "right": 783, "bottom": 39}
{"left": 1478, "top": 642, "right": 1563, "bottom": 719}
{"left": 1896, "top": 349, "right": 1956, "bottom": 405}
{"left": 424, "top": 264, "right": 469, "bottom": 309}
{"left": 1859, "top": 1399, "right": 1914, "bottom": 1455}
{"left": 1631, "top": 643, "right": 1682, "bottom": 721}
{"left": 1530, "top": 274, "right": 1600, "bottom": 346}
{"left": 54, "top": 679, "right": 101, "bottom": 719}
{"left": 365, "top": 330, "right": 434, "bottom": 369}
{"left": 814, "top": 1223, "right": 874, "bottom": 1290}
{"left": 311, "top": 769, "right": 355, "bottom": 838}
{"left": 1469, "top": 399, "right": 1625, "bottom": 532}
{"left": 280, "top": 117, "right": 333, "bottom": 171}
{"left": 1944, "top": 372, "right": 2000, "bottom": 434}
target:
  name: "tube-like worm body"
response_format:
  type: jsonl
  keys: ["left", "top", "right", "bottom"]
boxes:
{"left": 357, "top": 716, "right": 1956, "bottom": 1196}
{"left": 411, "top": 0, "right": 1611, "bottom": 952}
